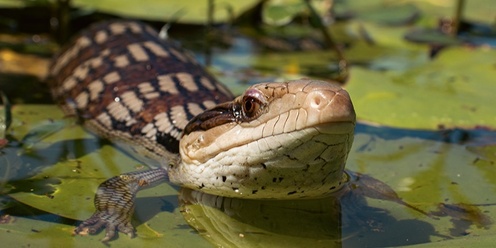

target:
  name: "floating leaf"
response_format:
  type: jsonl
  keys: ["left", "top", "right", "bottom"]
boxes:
{"left": 334, "top": 0, "right": 495, "bottom": 25}
{"left": 347, "top": 134, "right": 496, "bottom": 243}
{"left": 404, "top": 29, "right": 461, "bottom": 45}
{"left": 0, "top": 204, "right": 211, "bottom": 247}
{"left": 346, "top": 47, "right": 496, "bottom": 130}
{"left": 262, "top": 0, "right": 306, "bottom": 26}
{"left": 355, "top": 3, "right": 420, "bottom": 25}
{"left": 261, "top": 0, "right": 334, "bottom": 26}
{"left": 71, "top": 0, "right": 259, "bottom": 24}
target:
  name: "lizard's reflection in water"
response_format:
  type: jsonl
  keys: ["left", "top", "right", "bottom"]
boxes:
{"left": 178, "top": 180, "right": 439, "bottom": 248}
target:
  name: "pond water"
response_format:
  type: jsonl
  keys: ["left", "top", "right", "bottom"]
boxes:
{"left": 1, "top": 9, "right": 496, "bottom": 248}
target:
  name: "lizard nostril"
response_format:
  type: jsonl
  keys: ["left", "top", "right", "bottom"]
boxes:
{"left": 309, "top": 92, "right": 328, "bottom": 110}
{"left": 312, "top": 97, "right": 321, "bottom": 107}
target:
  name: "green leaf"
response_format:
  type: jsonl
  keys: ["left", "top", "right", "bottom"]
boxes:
{"left": 356, "top": 3, "right": 420, "bottom": 25}
{"left": 347, "top": 134, "right": 496, "bottom": 244}
{"left": 346, "top": 47, "right": 496, "bottom": 130}
{"left": 71, "top": 0, "right": 260, "bottom": 24}
{"left": 334, "top": 0, "right": 495, "bottom": 26}
{"left": 262, "top": 0, "right": 333, "bottom": 26}
{"left": 0, "top": 206, "right": 211, "bottom": 247}
{"left": 262, "top": 0, "right": 306, "bottom": 26}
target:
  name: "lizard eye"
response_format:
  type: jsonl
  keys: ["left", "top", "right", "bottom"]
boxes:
{"left": 237, "top": 88, "right": 267, "bottom": 121}
{"left": 242, "top": 96, "right": 262, "bottom": 118}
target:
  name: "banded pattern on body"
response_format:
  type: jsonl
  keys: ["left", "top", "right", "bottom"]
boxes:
{"left": 49, "top": 21, "right": 233, "bottom": 163}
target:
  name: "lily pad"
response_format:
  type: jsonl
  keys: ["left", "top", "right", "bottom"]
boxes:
{"left": 346, "top": 47, "right": 496, "bottom": 130}
{"left": 334, "top": 0, "right": 495, "bottom": 25}
{"left": 0, "top": 204, "right": 211, "bottom": 247}
{"left": 262, "top": 0, "right": 306, "bottom": 26}
{"left": 412, "top": 0, "right": 496, "bottom": 25}
{"left": 346, "top": 133, "right": 496, "bottom": 245}
{"left": 353, "top": 3, "right": 420, "bottom": 25}
{"left": 71, "top": 0, "right": 259, "bottom": 24}
{"left": 409, "top": 234, "right": 496, "bottom": 248}
{"left": 262, "top": 0, "right": 332, "bottom": 26}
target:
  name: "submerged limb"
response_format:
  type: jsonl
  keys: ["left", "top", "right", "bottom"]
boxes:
{"left": 348, "top": 171, "right": 437, "bottom": 219}
{"left": 74, "top": 168, "right": 168, "bottom": 243}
